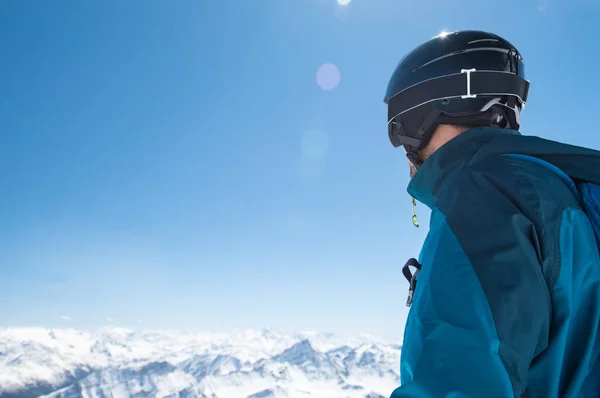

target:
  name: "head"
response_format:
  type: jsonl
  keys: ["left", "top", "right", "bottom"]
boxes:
{"left": 407, "top": 124, "right": 469, "bottom": 177}
{"left": 383, "top": 30, "right": 530, "bottom": 177}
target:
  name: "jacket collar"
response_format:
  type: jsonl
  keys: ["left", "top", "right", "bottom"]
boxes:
{"left": 407, "top": 127, "right": 520, "bottom": 209}
{"left": 407, "top": 126, "right": 600, "bottom": 210}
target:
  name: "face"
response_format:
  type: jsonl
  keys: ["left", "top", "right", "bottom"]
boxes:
{"left": 408, "top": 159, "right": 419, "bottom": 178}
{"left": 404, "top": 145, "right": 427, "bottom": 178}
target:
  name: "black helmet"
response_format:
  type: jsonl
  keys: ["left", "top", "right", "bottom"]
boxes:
{"left": 384, "top": 30, "right": 530, "bottom": 166}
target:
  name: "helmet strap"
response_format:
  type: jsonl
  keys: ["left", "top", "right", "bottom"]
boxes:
{"left": 402, "top": 109, "right": 441, "bottom": 169}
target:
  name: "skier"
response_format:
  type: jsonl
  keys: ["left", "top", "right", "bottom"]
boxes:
{"left": 384, "top": 30, "right": 600, "bottom": 397}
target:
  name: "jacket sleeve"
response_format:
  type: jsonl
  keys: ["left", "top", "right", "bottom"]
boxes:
{"left": 391, "top": 170, "right": 551, "bottom": 398}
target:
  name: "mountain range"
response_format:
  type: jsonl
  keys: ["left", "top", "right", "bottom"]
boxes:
{"left": 0, "top": 327, "right": 401, "bottom": 398}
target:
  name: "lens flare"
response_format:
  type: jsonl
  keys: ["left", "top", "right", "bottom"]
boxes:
{"left": 316, "top": 63, "right": 340, "bottom": 91}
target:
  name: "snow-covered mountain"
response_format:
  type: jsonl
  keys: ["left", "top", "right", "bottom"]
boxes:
{"left": 0, "top": 327, "right": 401, "bottom": 398}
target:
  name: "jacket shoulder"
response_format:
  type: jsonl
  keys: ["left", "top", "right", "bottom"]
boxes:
{"left": 442, "top": 152, "right": 582, "bottom": 290}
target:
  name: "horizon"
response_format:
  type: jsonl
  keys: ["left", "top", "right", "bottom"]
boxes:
{"left": 0, "top": 324, "right": 402, "bottom": 345}
{"left": 0, "top": 325, "right": 402, "bottom": 343}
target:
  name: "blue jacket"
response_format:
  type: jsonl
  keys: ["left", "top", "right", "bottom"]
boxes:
{"left": 390, "top": 127, "right": 600, "bottom": 398}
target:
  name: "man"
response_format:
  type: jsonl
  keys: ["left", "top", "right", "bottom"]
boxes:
{"left": 384, "top": 30, "right": 600, "bottom": 397}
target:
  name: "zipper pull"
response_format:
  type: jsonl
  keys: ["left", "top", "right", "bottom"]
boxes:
{"left": 402, "top": 258, "right": 422, "bottom": 307}
{"left": 406, "top": 270, "right": 420, "bottom": 307}
{"left": 411, "top": 197, "right": 420, "bottom": 228}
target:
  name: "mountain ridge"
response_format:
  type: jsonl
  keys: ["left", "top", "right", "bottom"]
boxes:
{"left": 0, "top": 327, "right": 400, "bottom": 398}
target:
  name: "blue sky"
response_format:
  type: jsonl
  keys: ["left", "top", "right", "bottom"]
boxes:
{"left": 0, "top": 0, "right": 599, "bottom": 338}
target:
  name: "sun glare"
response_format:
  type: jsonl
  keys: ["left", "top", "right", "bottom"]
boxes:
{"left": 337, "top": 0, "right": 351, "bottom": 5}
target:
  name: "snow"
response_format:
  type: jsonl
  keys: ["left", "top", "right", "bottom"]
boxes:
{"left": 0, "top": 327, "right": 401, "bottom": 398}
